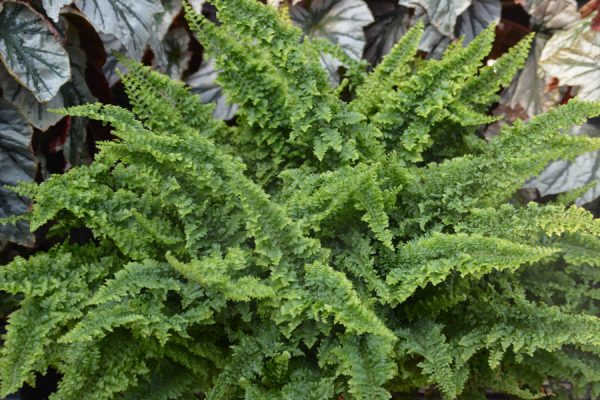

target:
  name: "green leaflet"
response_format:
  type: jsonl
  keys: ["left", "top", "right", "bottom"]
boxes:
{"left": 384, "top": 233, "right": 558, "bottom": 305}
{"left": 397, "top": 320, "right": 470, "bottom": 399}
{"left": 2, "top": 0, "right": 600, "bottom": 399}
{"left": 330, "top": 335, "right": 397, "bottom": 400}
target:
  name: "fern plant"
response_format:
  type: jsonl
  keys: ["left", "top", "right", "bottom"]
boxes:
{"left": 1, "top": 1, "right": 600, "bottom": 399}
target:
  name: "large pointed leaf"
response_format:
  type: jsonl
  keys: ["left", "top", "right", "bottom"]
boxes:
{"left": 524, "top": 123, "right": 600, "bottom": 205}
{"left": 149, "top": 0, "right": 183, "bottom": 69}
{"left": 456, "top": 0, "right": 501, "bottom": 43}
{"left": 101, "top": 33, "right": 127, "bottom": 87}
{"left": 364, "top": 2, "right": 449, "bottom": 62}
{"left": 517, "top": 0, "right": 579, "bottom": 31}
{"left": 364, "top": 3, "right": 413, "bottom": 65}
{"left": 540, "top": 16, "right": 600, "bottom": 102}
{"left": 524, "top": 153, "right": 600, "bottom": 206}
{"left": 0, "top": 100, "right": 35, "bottom": 246}
{"left": 399, "top": 0, "right": 471, "bottom": 37}
{"left": 42, "top": 0, "right": 73, "bottom": 22}
{"left": 501, "top": 35, "right": 560, "bottom": 118}
{"left": 155, "top": 0, "right": 183, "bottom": 40}
{"left": 0, "top": 64, "right": 64, "bottom": 131}
{"left": 59, "top": 14, "right": 97, "bottom": 167}
{"left": 413, "top": 7, "right": 451, "bottom": 57}
{"left": 153, "top": 26, "right": 191, "bottom": 80}
{"left": 75, "top": 0, "right": 163, "bottom": 59}
{"left": 0, "top": 1, "right": 71, "bottom": 103}
{"left": 186, "top": 58, "right": 238, "bottom": 121}
{"left": 290, "top": 0, "right": 374, "bottom": 60}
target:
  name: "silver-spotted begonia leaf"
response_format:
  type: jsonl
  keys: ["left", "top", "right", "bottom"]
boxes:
{"left": 186, "top": 58, "right": 238, "bottom": 121}
{"left": 0, "top": 64, "right": 64, "bottom": 131}
{"left": 153, "top": 27, "right": 191, "bottom": 80}
{"left": 42, "top": 0, "right": 73, "bottom": 22}
{"left": 501, "top": 35, "right": 561, "bottom": 118}
{"left": 399, "top": 0, "right": 471, "bottom": 37}
{"left": 60, "top": 15, "right": 97, "bottom": 168}
{"left": 518, "top": 0, "right": 579, "bottom": 31}
{"left": 0, "top": 100, "right": 35, "bottom": 246}
{"left": 524, "top": 123, "right": 600, "bottom": 205}
{"left": 456, "top": 0, "right": 501, "bottom": 43}
{"left": 75, "top": 0, "right": 163, "bottom": 60}
{"left": 540, "top": 16, "right": 600, "bottom": 102}
{"left": 364, "top": 3, "right": 412, "bottom": 65}
{"left": 0, "top": 1, "right": 71, "bottom": 103}
{"left": 290, "top": 0, "right": 374, "bottom": 61}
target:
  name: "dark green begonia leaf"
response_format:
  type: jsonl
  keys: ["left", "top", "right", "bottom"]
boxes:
{"left": 0, "top": 100, "right": 35, "bottom": 246}
{"left": 290, "top": 0, "right": 373, "bottom": 84}
{"left": 413, "top": 7, "right": 451, "bottom": 57}
{"left": 0, "top": 1, "right": 71, "bottom": 103}
{"left": 188, "top": 0, "right": 204, "bottom": 14}
{"left": 149, "top": 0, "right": 184, "bottom": 69}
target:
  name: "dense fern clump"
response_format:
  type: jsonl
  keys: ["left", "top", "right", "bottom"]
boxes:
{"left": 1, "top": 1, "right": 600, "bottom": 399}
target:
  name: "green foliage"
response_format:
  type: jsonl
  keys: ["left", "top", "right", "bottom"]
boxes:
{"left": 2, "top": 1, "right": 600, "bottom": 399}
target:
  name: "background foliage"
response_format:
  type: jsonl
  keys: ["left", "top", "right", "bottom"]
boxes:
{"left": 1, "top": 0, "right": 600, "bottom": 248}
{"left": 1, "top": 0, "right": 600, "bottom": 399}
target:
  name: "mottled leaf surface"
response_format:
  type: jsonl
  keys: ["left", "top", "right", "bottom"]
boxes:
{"left": 502, "top": 35, "right": 560, "bottom": 117}
{"left": 101, "top": 33, "right": 127, "bottom": 87}
{"left": 399, "top": 0, "right": 471, "bottom": 36}
{"left": 0, "top": 64, "right": 64, "bottom": 131}
{"left": 186, "top": 58, "right": 238, "bottom": 120}
{"left": 525, "top": 153, "right": 600, "bottom": 206}
{"left": 290, "top": 0, "right": 374, "bottom": 60}
{"left": 60, "top": 15, "right": 97, "bottom": 167}
{"left": 524, "top": 123, "right": 600, "bottom": 205}
{"left": 540, "top": 16, "right": 600, "bottom": 101}
{"left": 42, "top": 0, "right": 73, "bottom": 22}
{"left": 0, "top": 1, "right": 71, "bottom": 103}
{"left": 154, "top": 27, "right": 191, "bottom": 80}
{"left": 364, "top": 4, "right": 412, "bottom": 65}
{"left": 75, "top": 0, "right": 163, "bottom": 59}
{"left": 0, "top": 100, "right": 35, "bottom": 245}
{"left": 518, "top": 0, "right": 579, "bottom": 30}
{"left": 155, "top": 0, "right": 183, "bottom": 39}
{"left": 456, "top": 0, "right": 501, "bottom": 43}
{"left": 414, "top": 7, "right": 451, "bottom": 57}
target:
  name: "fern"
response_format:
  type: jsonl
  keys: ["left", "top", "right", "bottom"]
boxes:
{"left": 1, "top": 1, "right": 600, "bottom": 399}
